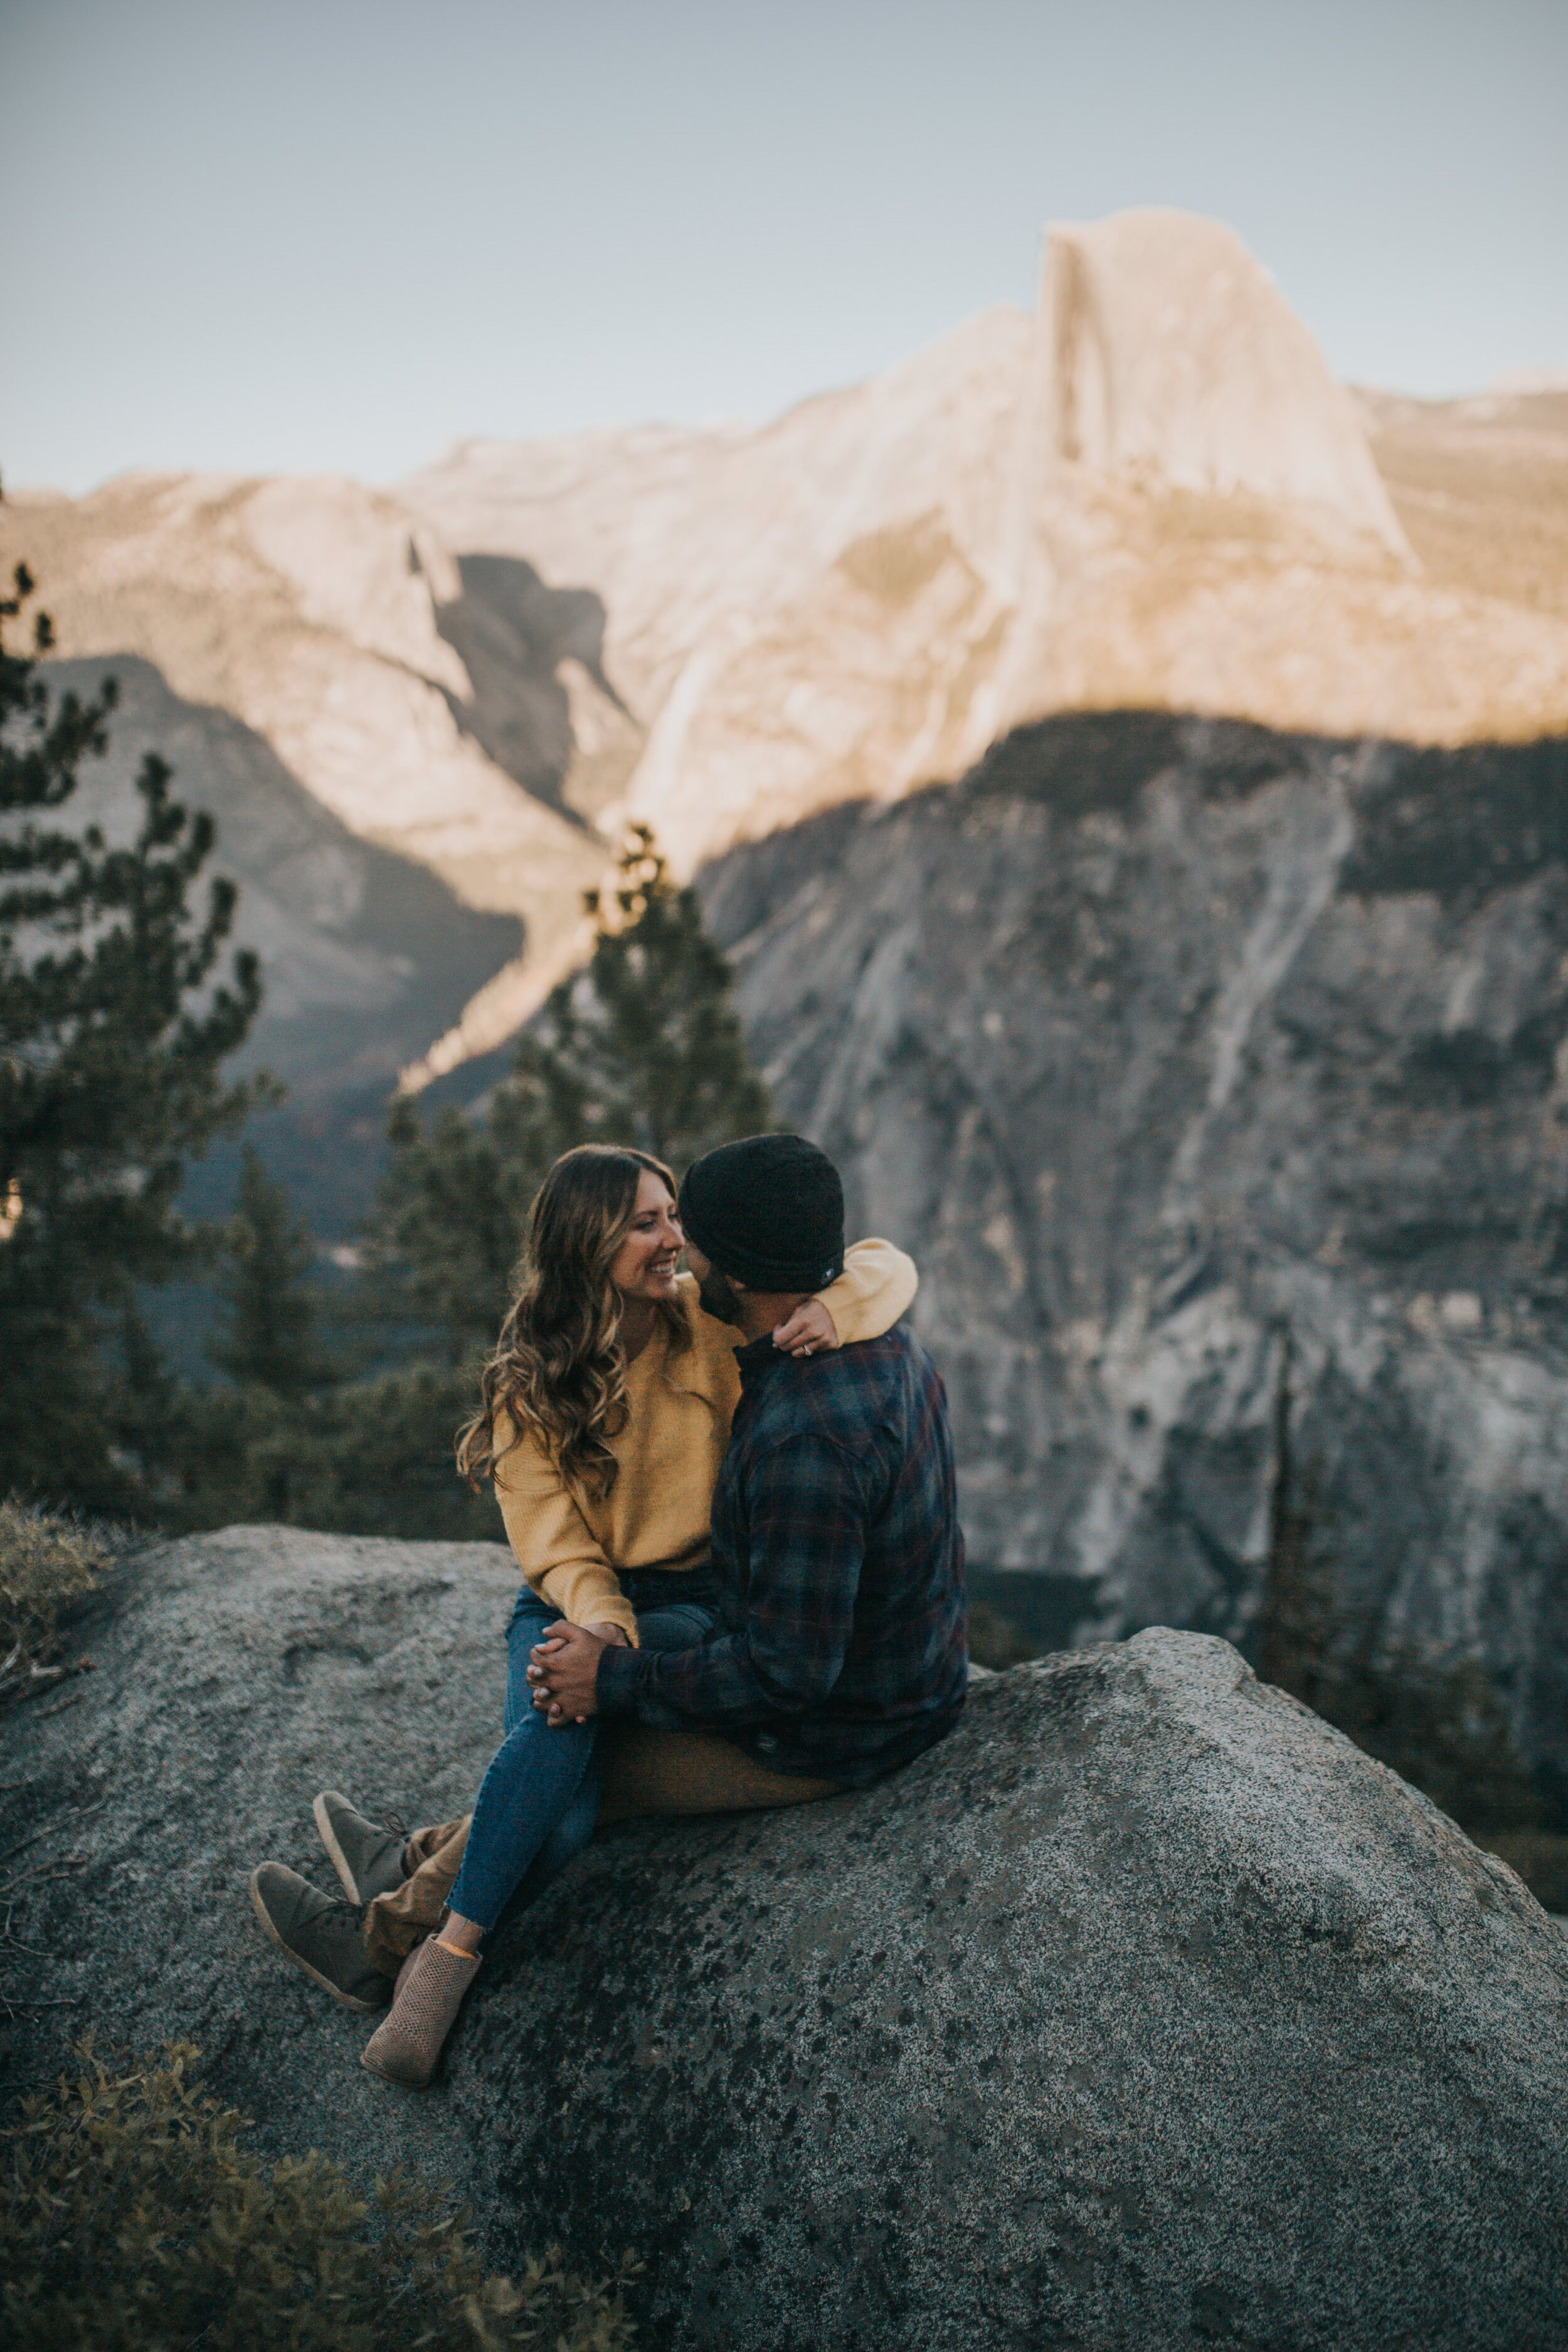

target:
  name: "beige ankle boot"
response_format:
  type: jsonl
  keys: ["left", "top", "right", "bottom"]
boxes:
{"left": 361, "top": 1937, "right": 479, "bottom": 2088}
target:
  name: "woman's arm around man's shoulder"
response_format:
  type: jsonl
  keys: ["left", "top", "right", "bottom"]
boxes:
{"left": 818, "top": 1238, "right": 918, "bottom": 1348}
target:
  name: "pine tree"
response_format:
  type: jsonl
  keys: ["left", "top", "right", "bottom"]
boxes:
{"left": 553, "top": 825, "right": 773, "bottom": 1170}
{"left": 294, "top": 827, "right": 776, "bottom": 1539}
{"left": 211, "top": 1148, "right": 324, "bottom": 1404}
{"left": 363, "top": 825, "right": 773, "bottom": 1365}
{"left": 184, "top": 1150, "right": 336, "bottom": 1523}
{"left": 0, "top": 561, "right": 265, "bottom": 1510}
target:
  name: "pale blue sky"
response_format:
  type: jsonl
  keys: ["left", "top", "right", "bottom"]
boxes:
{"left": 3, "top": 0, "right": 1564, "bottom": 494}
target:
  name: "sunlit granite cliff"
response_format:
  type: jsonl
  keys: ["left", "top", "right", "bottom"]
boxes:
{"left": 8, "top": 208, "right": 1566, "bottom": 1088}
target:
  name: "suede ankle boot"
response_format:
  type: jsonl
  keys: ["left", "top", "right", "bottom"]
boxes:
{"left": 361, "top": 1936, "right": 479, "bottom": 2088}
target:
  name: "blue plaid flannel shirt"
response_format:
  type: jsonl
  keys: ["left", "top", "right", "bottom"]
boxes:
{"left": 595, "top": 1320, "right": 968, "bottom": 1785}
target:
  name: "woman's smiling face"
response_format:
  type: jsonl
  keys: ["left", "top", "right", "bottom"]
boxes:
{"left": 608, "top": 1168, "right": 683, "bottom": 1303}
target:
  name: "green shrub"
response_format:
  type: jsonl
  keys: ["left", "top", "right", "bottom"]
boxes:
{"left": 3, "top": 2040, "right": 638, "bottom": 2351}
{"left": 0, "top": 1499, "right": 105, "bottom": 1673}
{"left": 1314, "top": 1644, "right": 1543, "bottom": 1839}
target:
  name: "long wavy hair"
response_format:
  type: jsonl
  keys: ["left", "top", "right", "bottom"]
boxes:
{"left": 457, "top": 1144, "right": 688, "bottom": 1500}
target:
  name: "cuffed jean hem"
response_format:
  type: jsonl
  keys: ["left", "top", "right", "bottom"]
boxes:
{"left": 364, "top": 1725, "right": 844, "bottom": 1974}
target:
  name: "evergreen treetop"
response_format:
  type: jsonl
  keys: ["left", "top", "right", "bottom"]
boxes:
{"left": 559, "top": 825, "right": 773, "bottom": 1170}
{"left": 211, "top": 1147, "right": 324, "bottom": 1404}
{"left": 362, "top": 825, "right": 774, "bottom": 1364}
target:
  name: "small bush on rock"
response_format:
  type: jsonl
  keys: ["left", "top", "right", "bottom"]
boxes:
{"left": 0, "top": 1500, "right": 105, "bottom": 1687}
{"left": 3, "top": 2040, "right": 637, "bottom": 2351}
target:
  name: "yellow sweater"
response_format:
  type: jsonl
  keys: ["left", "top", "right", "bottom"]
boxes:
{"left": 494, "top": 1239, "right": 917, "bottom": 1643}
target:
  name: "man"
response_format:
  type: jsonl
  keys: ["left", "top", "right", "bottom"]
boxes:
{"left": 248, "top": 1133, "right": 967, "bottom": 2018}
{"left": 527, "top": 1136, "right": 968, "bottom": 1778}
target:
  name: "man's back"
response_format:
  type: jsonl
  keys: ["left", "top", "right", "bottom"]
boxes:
{"left": 602, "top": 1319, "right": 969, "bottom": 1784}
{"left": 719, "top": 1320, "right": 968, "bottom": 1777}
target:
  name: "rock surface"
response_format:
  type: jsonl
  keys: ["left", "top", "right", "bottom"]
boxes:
{"left": 4, "top": 1527, "right": 1565, "bottom": 2350}
{"left": 1038, "top": 213, "right": 1408, "bottom": 540}
{"left": 703, "top": 711, "right": 1568, "bottom": 1777}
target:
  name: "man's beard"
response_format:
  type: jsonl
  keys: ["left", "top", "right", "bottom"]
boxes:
{"left": 695, "top": 1259, "right": 744, "bottom": 1325}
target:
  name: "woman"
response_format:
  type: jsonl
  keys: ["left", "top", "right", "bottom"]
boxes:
{"left": 356, "top": 1142, "right": 916, "bottom": 2085}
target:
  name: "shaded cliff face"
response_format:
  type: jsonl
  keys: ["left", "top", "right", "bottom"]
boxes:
{"left": 0, "top": 473, "right": 607, "bottom": 1086}
{"left": 42, "top": 655, "right": 522, "bottom": 1234}
{"left": 701, "top": 714, "right": 1568, "bottom": 1771}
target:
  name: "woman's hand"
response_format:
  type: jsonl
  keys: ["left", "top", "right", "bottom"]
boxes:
{"left": 773, "top": 1298, "right": 838, "bottom": 1358}
{"left": 528, "top": 1624, "right": 609, "bottom": 1725}
{"left": 522, "top": 1620, "right": 626, "bottom": 1726}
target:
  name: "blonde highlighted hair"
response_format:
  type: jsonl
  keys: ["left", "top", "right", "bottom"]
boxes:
{"left": 457, "top": 1144, "right": 687, "bottom": 1500}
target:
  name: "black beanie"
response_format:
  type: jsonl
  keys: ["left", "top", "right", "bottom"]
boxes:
{"left": 678, "top": 1134, "right": 845, "bottom": 1291}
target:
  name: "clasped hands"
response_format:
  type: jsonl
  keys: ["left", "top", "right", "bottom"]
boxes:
{"left": 528, "top": 1619, "right": 623, "bottom": 1726}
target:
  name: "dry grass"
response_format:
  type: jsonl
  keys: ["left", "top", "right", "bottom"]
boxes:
{"left": 0, "top": 1502, "right": 106, "bottom": 1697}
{"left": 3, "top": 2039, "right": 639, "bottom": 2351}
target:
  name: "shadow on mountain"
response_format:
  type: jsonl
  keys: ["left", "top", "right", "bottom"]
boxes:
{"left": 43, "top": 655, "right": 522, "bottom": 1236}
{"left": 432, "top": 553, "right": 636, "bottom": 823}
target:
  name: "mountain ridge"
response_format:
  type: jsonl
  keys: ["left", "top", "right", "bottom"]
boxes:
{"left": 7, "top": 208, "right": 1566, "bottom": 1097}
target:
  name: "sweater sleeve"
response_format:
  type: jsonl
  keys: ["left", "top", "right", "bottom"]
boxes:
{"left": 818, "top": 1238, "right": 917, "bottom": 1347}
{"left": 492, "top": 1421, "right": 641, "bottom": 1646}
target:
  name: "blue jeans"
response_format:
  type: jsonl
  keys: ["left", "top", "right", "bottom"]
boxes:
{"left": 445, "top": 1577, "right": 718, "bottom": 1934}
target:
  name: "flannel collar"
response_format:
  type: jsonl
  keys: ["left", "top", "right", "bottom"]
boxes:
{"left": 733, "top": 1332, "right": 794, "bottom": 1391}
